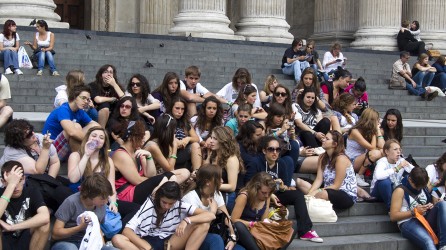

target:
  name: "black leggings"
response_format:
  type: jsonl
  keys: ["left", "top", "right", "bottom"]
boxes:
{"left": 326, "top": 188, "right": 354, "bottom": 210}
{"left": 276, "top": 190, "right": 312, "bottom": 237}
{"left": 234, "top": 222, "right": 260, "bottom": 250}
{"left": 299, "top": 117, "right": 331, "bottom": 148}
{"left": 133, "top": 172, "right": 174, "bottom": 205}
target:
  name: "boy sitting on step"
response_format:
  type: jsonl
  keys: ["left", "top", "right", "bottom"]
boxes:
{"left": 0, "top": 160, "right": 51, "bottom": 250}
{"left": 51, "top": 173, "right": 117, "bottom": 250}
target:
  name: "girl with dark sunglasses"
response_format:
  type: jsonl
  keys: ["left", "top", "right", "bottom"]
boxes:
{"left": 243, "top": 136, "right": 323, "bottom": 243}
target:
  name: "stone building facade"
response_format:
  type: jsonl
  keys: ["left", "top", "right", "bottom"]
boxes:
{"left": 0, "top": 0, "right": 445, "bottom": 52}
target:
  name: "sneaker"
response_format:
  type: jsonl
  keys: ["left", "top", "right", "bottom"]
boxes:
{"left": 300, "top": 230, "right": 323, "bottom": 243}
{"left": 4, "top": 68, "right": 13, "bottom": 75}
{"left": 36, "top": 70, "right": 43, "bottom": 76}
{"left": 52, "top": 71, "right": 60, "bottom": 76}
{"left": 356, "top": 174, "right": 370, "bottom": 187}
{"left": 14, "top": 69, "right": 23, "bottom": 75}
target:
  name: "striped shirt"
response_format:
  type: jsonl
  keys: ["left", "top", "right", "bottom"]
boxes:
{"left": 126, "top": 197, "right": 197, "bottom": 239}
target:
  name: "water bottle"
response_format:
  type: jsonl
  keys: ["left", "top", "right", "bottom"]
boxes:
{"left": 87, "top": 140, "right": 98, "bottom": 150}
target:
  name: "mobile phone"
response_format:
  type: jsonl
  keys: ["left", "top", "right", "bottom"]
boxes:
{"left": 336, "top": 59, "right": 343, "bottom": 62}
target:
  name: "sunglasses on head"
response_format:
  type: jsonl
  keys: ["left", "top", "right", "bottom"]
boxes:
{"left": 266, "top": 147, "right": 281, "bottom": 153}
{"left": 120, "top": 104, "right": 132, "bottom": 110}
{"left": 25, "top": 130, "right": 34, "bottom": 139}
{"left": 274, "top": 92, "right": 287, "bottom": 97}
{"left": 131, "top": 82, "right": 141, "bottom": 87}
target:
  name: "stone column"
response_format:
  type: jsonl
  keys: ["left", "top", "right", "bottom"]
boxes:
{"left": 169, "top": 0, "right": 242, "bottom": 40}
{"left": 311, "top": 0, "right": 359, "bottom": 47}
{"left": 139, "top": 0, "right": 178, "bottom": 35}
{"left": 350, "top": 0, "right": 402, "bottom": 51}
{"left": 234, "top": 0, "right": 293, "bottom": 43}
{"left": 0, "top": 0, "right": 69, "bottom": 28}
{"left": 406, "top": 0, "right": 446, "bottom": 54}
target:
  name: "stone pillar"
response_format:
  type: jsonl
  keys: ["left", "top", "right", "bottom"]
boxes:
{"left": 311, "top": 0, "right": 359, "bottom": 47}
{"left": 350, "top": 0, "right": 402, "bottom": 51}
{"left": 234, "top": 0, "right": 294, "bottom": 43}
{"left": 169, "top": 0, "right": 242, "bottom": 40}
{"left": 139, "top": 0, "right": 178, "bottom": 35}
{"left": 90, "top": 0, "right": 115, "bottom": 31}
{"left": 0, "top": 0, "right": 69, "bottom": 28}
{"left": 407, "top": 0, "right": 446, "bottom": 54}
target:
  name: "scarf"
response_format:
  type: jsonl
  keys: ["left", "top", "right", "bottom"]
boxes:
{"left": 401, "top": 177, "right": 431, "bottom": 206}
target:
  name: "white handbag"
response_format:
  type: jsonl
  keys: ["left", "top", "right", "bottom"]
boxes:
{"left": 304, "top": 195, "right": 337, "bottom": 223}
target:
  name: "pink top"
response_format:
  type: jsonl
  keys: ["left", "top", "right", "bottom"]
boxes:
{"left": 114, "top": 148, "right": 143, "bottom": 202}
{"left": 344, "top": 84, "right": 368, "bottom": 103}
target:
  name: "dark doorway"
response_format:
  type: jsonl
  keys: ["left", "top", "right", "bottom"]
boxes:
{"left": 54, "top": 0, "right": 85, "bottom": 29}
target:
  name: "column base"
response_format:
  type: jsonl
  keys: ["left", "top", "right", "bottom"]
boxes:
{"left": 423, "top": 31, "right": 446, "bottom": 55}
{"left": 235, "top": 17, "right": 293, "bottom": 44}
{"left": 169, "top": 31, "right": 245, "bottom": 41}
{"left": 169, "top": 12, "right": 236, "bottom": 38}
{"left": 350, "top": 28, "right": 398, "bottom": 51}
{"left": 9, "top": 18, "right": 69, "bottom": 29}
{"left": 310, "top": 31, "right": 355, "bottom": 47}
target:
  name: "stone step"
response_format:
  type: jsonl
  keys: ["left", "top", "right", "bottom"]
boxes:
{"left": 288, "top": 233, "right": 416, "bottom": 250}
{"left": 287, "top": 202, "right": 388, "bottom": 220}
{"left": 403, "top": 136, "right": 445, "bottom": 147}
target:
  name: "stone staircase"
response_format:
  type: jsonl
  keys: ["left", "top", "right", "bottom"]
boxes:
{"left": 2, "top": 26, "right": 445, "bottom": 250}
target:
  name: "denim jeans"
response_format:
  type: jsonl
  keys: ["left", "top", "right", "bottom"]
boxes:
{"left": 399, "top": 201, "right": 446, "bottom": 250}
{"left": 371, "top": 178, "right": 392, "bottom": 211}
{"left": 406, "top": 82, "right": 426, "bottom": 96}
{"left": 282, "top": 60, "right": 310, "bottom": 81}
{"left": 432, "top": 72, "right": 446, "bottom": 90}
{"left": 413, "top": 71, "right": 435, "bottom": 88}
{"left": 36, "top": 50, "right": 57, "bottom": 72}
{"left": 52, "top": 241, "right": 118, "bottom": 250}
{"left": 86, "top": 107, "right": 99, "bottom": 121}
{"left": 1, "top": 49, "right": 19, "bottom": 70}
{"left": 225, "top": 191, "right": 236, "bottom": 213}
{"left": 200, "top": 234, "right": 246, "bottom": 250}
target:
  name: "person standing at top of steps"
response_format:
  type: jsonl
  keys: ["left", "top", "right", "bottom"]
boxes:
{"left": 42, "top": 85, "right": 100, "bottom": 162}
{"left": 179, "top": 65, "right": 229, "bottom": 118}
{"left": 281, "top": 38, "right": 310, "bottom": 82}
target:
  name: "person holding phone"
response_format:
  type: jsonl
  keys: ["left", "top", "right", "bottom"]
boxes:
{"left": 322, "top": 42, "right": 347, "bottom": 75}
{"left": 281, "top": 38, "right": 310, "bottom": 82}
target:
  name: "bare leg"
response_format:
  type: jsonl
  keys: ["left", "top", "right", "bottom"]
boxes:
{"left": 190, "top": 142, "right": 202, "bottom": 171}
{"left": 169, "top": 223, "right": 210, "bottom": 250}
{"left": 187, "top": 102, "right": 198, "bottom": 118}
{"left": 357, "top": 187, "right": 371, "bottom": 198}
{"left": 170, "top": 168, "right": 190, "bottom": 184}
{"left": 298, "top": 156, "right": 319, "bottom": 174}
{"left": 295, "top": 177, "right": 312, "bottom": 194}
{"left": 0, "top": 105, "right": 13, "bottom": 128}
{"left": 29, "top": 222, "right": 50, "bottom": 250}
{"left": 65, "top": 123, "right": 83, "bottom": 153}
{"left": 98, "top": 108, "right": 110, "bottom": 128}
{"left": 111, "top": 234, "right": 141, "bottom": 250}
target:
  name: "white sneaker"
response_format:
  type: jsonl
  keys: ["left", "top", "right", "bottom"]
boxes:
{"left": 36, "top": 70, "right": 43, "bottom": 76}
{"left": 356, "top": 174, "right": 370, "bottom": 187}
{"left": 4, "top": 68, "right": 13, "bottom": 75}
{"left": 14, "top": 69, "right": 23, "bottom": 75}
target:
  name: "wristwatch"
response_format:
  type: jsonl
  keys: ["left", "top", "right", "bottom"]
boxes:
{"left": 200, "top": 93, "right": 204, "bottom": 98}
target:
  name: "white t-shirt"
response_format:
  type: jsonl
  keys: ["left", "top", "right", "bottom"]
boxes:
{"left": 0, "top": 33, "right": 20, "bottom": 47}
{"left": 322, "top": 51, "right": 346, "bottom": 72}
{"left": 179, "top": 80, "right": 209, "bottom": 95}
{"left": 182, "top": 190, "right": 225, "bottom": 211}
{"left": 426, "top": 164, "right": 445, "bottom": 198}
{"left": 216, "top": 82, "right": 261, "bottom": 108}
{"left": 370, "top": 157, "right": 414, "bottom": 192}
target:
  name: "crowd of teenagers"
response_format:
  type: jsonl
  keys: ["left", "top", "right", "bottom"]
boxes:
{"left": 0, "top": 19, "right": 445, "bottom": 250}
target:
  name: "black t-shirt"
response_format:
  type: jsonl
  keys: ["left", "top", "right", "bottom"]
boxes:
{"left": 0, "top": 185, "right": 46, "bottom": 236}
{"left": 88, "top": 82, "right": 119, "bottom": 105}
{"left": 396, "top": 30, "right": 417, "bottom": 51}
{"left": 281, "top": 47, "right": 305, "bottom": 68}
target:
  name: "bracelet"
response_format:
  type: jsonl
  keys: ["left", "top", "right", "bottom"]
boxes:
{"left": 183, "top": 217, "right": 191, "bottom": 224}
{"left": 377, "top": 136, "right": 384, "bottom": 139}
{"left": 272, "top": 132, "right": 278, "bottom": 138}
{"left": 112, "top": 201, "right": 118, "bottom": 207}
{"left": 1, "top": 195, "right": 10, "bottom": 203}
{"left": 227, "top": 101, "right": 233, "bottom": 106}
{"left": 410, "top": 208, "right": 415, "bottom": 217}
{"left": 146, "top": 156, "right": 153, "bottom": 160}
{"left": 169, "top": 154, "right": 178, "bottom": 159}
{"left": 318, "top": 188, "right": 323, "bottom": 193}
{"left": 249, "top": 221, "right": 255, "bottom": 228}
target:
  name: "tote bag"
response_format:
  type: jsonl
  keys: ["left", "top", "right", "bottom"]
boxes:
{"left": 304, "top": 195, "right": 338, "bottom": 222}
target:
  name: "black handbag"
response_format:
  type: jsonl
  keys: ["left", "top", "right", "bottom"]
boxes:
{"left": 209, "top": 210, "right": 238, "bottom": 243}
